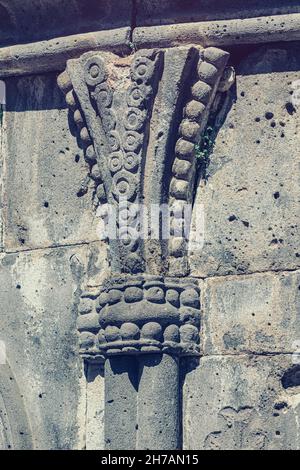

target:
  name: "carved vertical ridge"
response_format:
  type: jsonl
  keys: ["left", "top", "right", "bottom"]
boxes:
{"left": 168, "top": 47, "right": 230, "bottom": 275}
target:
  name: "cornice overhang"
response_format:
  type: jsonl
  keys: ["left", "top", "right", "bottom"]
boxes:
{"left": 1, "top": 13, "right": 300, "bottom": 78}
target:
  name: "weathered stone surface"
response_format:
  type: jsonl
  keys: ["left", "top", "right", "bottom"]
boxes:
{"left": 2, "top": 74, "right": 99, "bottom": 251}
{"left": 1, "top": 2, "right": 300, "bottom": 453}
{"left": 0, "top": 363, "right": 33, "bottom": 449}
{"left": 190, "top": 44, "right": 300, "bottom": 277}
{"left": 135, "top": 1, "right": 300, "bottom": 26}
{"left": 105, "top": 356, "right": 138, "bottom": 450}
{"left": 0, "top": 0, "right": 132, "bottom": 47}
{"left": 201, "top": 270, "right": 300, "bottom": 355}
{"left": 0, "top": 29, "right": 132, "bottom": 78}
{"left": 137, "top": 354, "right": 180, "bottom": 450}
{"left": 59, "top": 46, "right": 229, "bottom": 278}
{"left": 183, "top": 354, "right": 300, "bottom": 450}
{"left": 133, "top": 14, "right": 300, "bottom": 50}
{"left": 85, "top": 364, "right": 105, "bottom": 450}
{"left": 0, "top": 242, "right": 107, "bottom": 449}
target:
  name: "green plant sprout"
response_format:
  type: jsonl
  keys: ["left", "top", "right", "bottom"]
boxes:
{"left": 194, "top": 126, "right": 214, "bottom": 161}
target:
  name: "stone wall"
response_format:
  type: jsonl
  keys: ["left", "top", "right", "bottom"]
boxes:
{"left": 0, "top": 0, "right": 299, "bottom": 450}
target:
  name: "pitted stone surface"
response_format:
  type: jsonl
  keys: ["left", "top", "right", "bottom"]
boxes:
{"left": 0, "top": 244, "right": 104, "bottom": 449}
{"left": 184, "top": 354, "right": 300, "bottom": 450}
{"left": 3, "top": 74, "right": 99, "bottom": 251}
{"left": 190, "top": 44, "right": 300, "bottom": 277}
{"left": 201, "top": 270, "right": 300, "bottom": 356}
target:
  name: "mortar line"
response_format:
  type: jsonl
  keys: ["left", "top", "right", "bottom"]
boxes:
{"left": 200, "top": 351, "right": 297, "bottom": 358}
{"left": 2, "top": 238, "right": 105, "bottom": 256}
{"left": 189, "top": 266, "right": 300, "bottom": 281}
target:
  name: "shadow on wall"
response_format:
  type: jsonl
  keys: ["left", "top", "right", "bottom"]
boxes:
{"left": 228, "top": 41, "right": 300, "bottom": 75}
{"left": 4, "top": 74, "right": 67, "bottom": 112}
{"left": 0, "top": 0, "right": 131, "bottom": 47}
{"left": 0, "top": 3, "right": 17, "bottom": 46}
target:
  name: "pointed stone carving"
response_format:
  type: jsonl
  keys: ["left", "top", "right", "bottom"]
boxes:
{"left": 58, "top": 46, "right": 230, "bottom": 274}
{"left": 58, "top": 45, "right": 232, "bottom": 449}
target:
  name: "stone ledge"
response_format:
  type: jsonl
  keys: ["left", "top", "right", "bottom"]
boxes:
{"left": 2, "top": 13, "right": 300, "bottom": 77}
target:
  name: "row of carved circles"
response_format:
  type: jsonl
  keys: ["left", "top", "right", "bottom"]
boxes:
{"left": 131, "top": 55, "right": 155, "bottom": 85}
{"left": 107, "top": 130, "right": 142, "bottom": 204}
{"left": 118, "top": 202, "right": 141, "bottom": 252}
{"left": 106, "top": 57, "right": 157, "bottom": 240}
{"left": 108, "top": 54, "right": 157, "bottom": 197}
{"left": 90, "top": 88, "right": 148, "bottom": 149}
{"left": 99, "top": 322, "right": 199, "bottom": 345}
{"left": 97, "top": 285, "right": 199, "bottom": 310}
{"left": 97, "top": 201, "right": 140, "bottom": 253}
{"left": 109, "top": 149, "right": 140, "bottom": 174}
{"left": 79, "top": 322, "right": 199, "bottom": 350}
{"left": 58, "top": 77, "right": 106, "bottom": 203}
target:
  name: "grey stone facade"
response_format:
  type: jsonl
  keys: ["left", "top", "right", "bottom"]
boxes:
{"left": 0, "top": 0, "right": 299, "bottom": 450}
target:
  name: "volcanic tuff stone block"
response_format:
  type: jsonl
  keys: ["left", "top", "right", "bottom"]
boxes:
{"left": 183, "top": 354, "right": 300, "bottom": 450}
{"left": 0, "top": 242, "right": 107, "bottom": 449}
{"left": 135, "top": 0, "right": 300, "bottom": 26}
{"left": 2, "top": 74, "right": 99, "bottom": 252}
{"left": 201, "top": 270, "right": 300, "bottom": 355}
{"left": 0, "top": 0, "right": 132, "bottom": 47}
{"left": 190, "top": 44, "right": 300, "bottom": 277}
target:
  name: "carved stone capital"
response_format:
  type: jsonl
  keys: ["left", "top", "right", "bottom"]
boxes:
{"left": 58, "top": 45, "right": 231, "bottom": 276}
{"left": 78, "top": 275, "right": 200, "bottom": 362}
{"left": 58, "top": 45, "right": 232, "bottom": 366}
{"left": 58, "top": 44, "right": 234, "bottom": 450}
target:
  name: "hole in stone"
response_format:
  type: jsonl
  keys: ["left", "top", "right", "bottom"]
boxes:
{"left": 285, "top": 102, "right": 296, "bottom": 115}
{"left": 265, "top": 112, "right": 274, "bottom": 120}
{"left": 281, "top": 365, "right": 300, "bottom": 389}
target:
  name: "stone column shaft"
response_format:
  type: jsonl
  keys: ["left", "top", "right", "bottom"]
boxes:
{"left": 104, "top": 356, "right": 138, "bottom": 450}
{"left": 137, "top": 354, "right": 180, "bottom": 450}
